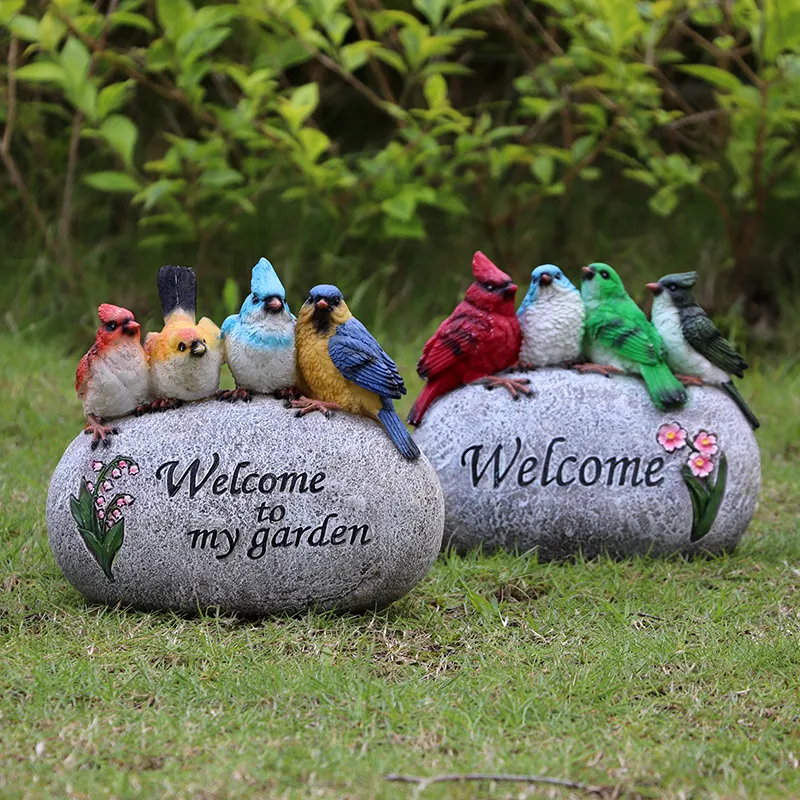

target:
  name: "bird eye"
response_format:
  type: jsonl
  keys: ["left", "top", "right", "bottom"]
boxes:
{"left": 556, "top": 273, "right": 562, "bottom": 279}
{"left": 668, "top": 283, "right": 677, "bottom": 291}
{"left": 600, "top": 270, "right": 610, "bottom": 280}
{"left": 178, "top": 342, "right": 187, "bottom": 352}
{"left": 106, "top": 321, "right": 117, "bottom": 331}
{"left": 252, "top": 295, "right": 259, "bottom": 304}
{"left": 485, "top": 282, "right": 495, "bottom": 291}
{"left": 305, "top": 296, "right": 312, "bottom": 305}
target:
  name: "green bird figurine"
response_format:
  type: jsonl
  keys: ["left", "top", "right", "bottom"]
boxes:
{"left": 579, "top": 262, "right": 687, "bottom": 411}
{"left": 647, "top": 271, "right": 759, "bottom": 430}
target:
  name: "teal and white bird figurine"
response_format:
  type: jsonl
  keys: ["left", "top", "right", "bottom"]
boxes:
{"left": 580, "top": 262, "right": 687, "bottom": 410}
{"left": 219, "top": 258, "right": 297, "bottom": 402}
{"left": 647, "top": 272, "right": 759, "bottom": 429}
{"left": 517, "top": 264, "right": 584, "bottom": 368}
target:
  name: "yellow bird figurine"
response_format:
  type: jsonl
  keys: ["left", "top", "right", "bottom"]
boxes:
{"left": 145, "top": 265, "right": 223, "bottom": 409}
{"left": 292, "top": 284, "right": 420, "bottom": 460}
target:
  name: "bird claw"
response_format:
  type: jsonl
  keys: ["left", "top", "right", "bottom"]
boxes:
{"left": 571, "top": 363, "right": 624, "bottom": 378}
{"left": 135, "top": 403, "right": 151, "bottom": 416}
{"left": 512, "top": 361, "right": 536, "bottom": 373}
{"left": 84, "top": 416, "right": 117, "bottom": 450}
{"left": 150, "top": 397, "right": 183, "bottom": 412}
{"left": 217, "top": 388, "right": 251, "bottom": 403}
{"left": 475, "top": 375, "right": 533, "bottom": 400}
{"left": 290, "top": 397, "right": 340, "bottom": 418}
{"left": 677, "top": 374, "right": 704, "bottom": 387}
{"left": 275, "top": 386, "right": 302, "bottom": 404}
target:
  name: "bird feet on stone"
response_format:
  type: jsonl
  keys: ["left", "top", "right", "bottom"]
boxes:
{"left": 134, "top": 403, "right": 151, "bottom": 416}
{"left": 475, "top": 375, "right": 533, "bottom": 400}
{"left": 572, "top": 363, "right": 624, "bottom": 378}
{"left": 83, "top": 415, "right": 118, "bottom": 450}
{"left": 276, "top": 386, "right": 302, "bottom": 403}
{"left": 289, "top": 397, "right": 341, "bottom": 418}
{"left": 676, "top": 374, "right": 704, "bottom": 387}
{"left": 150, "top": 397, "right": 183, "bottom": 412}
{"left": 513, "top": 361, "right": 537, "bottom": 373}
{"left": 217, "top": 388, "right": 251, "bottom": 403}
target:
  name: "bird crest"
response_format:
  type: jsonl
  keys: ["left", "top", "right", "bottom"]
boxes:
{"left": 659, "top": 271, "right": 698, "bottom": 289}
{"left": 251, "top": 257, "right": 286, "bottom": 299}
{"left": 97, "top": 303, "right": 132, "bottom": 325}
{"left": 472, "top": 251, "right": 511, "bottom": 285}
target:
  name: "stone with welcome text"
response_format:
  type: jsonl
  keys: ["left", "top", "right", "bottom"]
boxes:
{"left": 412, "top": 368, "right": 760, "bottom": 559}
{"left": 47, "top": 396, "right": 444, "bottom": 615}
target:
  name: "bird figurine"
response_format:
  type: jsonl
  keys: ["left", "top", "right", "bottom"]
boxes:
{"left": 580, "top": 262, "right": 687, "bottom": 410}
{"left": 76, "top": 304, "right": 150, "bottom": 449}
{"left": 517, "top": 264, "right": 585, "bottom": 368}
{"left": 407, "top": 251, "right": 529, "bottom": 426}
{"left": 647, "top": 271, "right": 759, "bottom": 429}
{"left": 220, "top": 257, "right": 296, "bottom": 402}
{"left": 291, "top": 284, "right": 420, "bottom": 461}
{"left": 144, "top": 265, "right": 223, "bottom": 410}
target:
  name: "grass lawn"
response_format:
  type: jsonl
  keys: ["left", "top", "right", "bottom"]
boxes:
{"left": 1, "top": 335, "right": 799, "bottom": 799}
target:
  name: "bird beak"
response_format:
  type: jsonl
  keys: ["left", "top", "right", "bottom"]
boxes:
{"left": 582, "top": 266, "right": 596, "bottom": 280}
{"left": 190, "top": 340, "right": 207, "bottom": 356}
{"left": 315, "top": 299, "right": 330, "bottom": 311}
{"left": 123, "top": 320, "right": 140, "bottom": 334}
{"left": 539, "top": 273, "right": 553, "bottom": 286}
{"left": 503, "top": 283, "right": 517, "bottom": 299}
{"left": 646, "top": 282, "right": 663, "bottom": 295}
{"left": 265, "top": 297, "right": 283, "bottom": 312}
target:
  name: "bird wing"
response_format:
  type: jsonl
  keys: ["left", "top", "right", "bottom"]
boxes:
{"left": 75, "top": 348, "right": 94, "bottom": 397}
{"left": 328, "top": 318, "right": 406, "bottom": 399}
{"left": 588, "top": 304, "right": 665, "bottom": 366}
{"left": 680, "top": 307, "right": 747, "bottom": 378}
{"left": 220, "top": 315, "right": 237, "bottom": 340}
{"left": 197, "top": 317, "right": 222, "bottom": 348}
{"left": 417, "top": 305, "right": 492, "bottom": 380}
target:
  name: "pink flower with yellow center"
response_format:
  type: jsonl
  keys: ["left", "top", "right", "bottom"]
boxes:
{"left": 657, "top": 423, "right": 687, "bottom": 452}
{"left": 688, "top": 453, "right": 714, "bottom": 479}
{"left": 693, "top": 431, "right": 718, "bottom": 456}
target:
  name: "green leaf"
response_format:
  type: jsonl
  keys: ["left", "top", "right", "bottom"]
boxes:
{"left": 369, "top": 9, "right": 421, "bottom": 35}
{"left": 622, "top": 168, "right": 658, "bottom": 188}
{"left": 679, "top": 64, "right": 743, "bottom": 92}
{"left": 110, "top": 10, "right": 155, "bottom": 32}
{"left": 156, "top": 0, "right": 194, "bottom": 42}
{"left": 298, "top": 128, "right": 330, "bottom": 162}
{"left": 14, "top": 62, "right": 65, "bottom": 85}
{"left": 97, "top": 81, "right": 135, "bottom": 119}
{"left": 0, "top": 0, "right": 25, "bottom": 26}
{"left": 278, "top": 83, "right": 319, "bottom": 130}
{"left": 648, "top": 187, "right": 678, "bottom": 216}
{"left": 9, "top": 14, "right": 41, "bottom": 41}
{"left": 382, "top": 187, "right": 419, "bottom": 222}
{"left": 198, "top": 168, "right": 244, "bottom": 188}
{"left": 692, "top": 453, "right": 728, "bottom": 542}
{"left": 100, "top": 115, "right": 138, "bottom": 168}
{"left": 39, "top": 11, "right": 67, "bottom": 50}
{"left": 413, "top": 0, "right": 448, "bottom": 27}
{"left": 532, "top": 154, "right": 555, "bottom": 185}
{"left": 60, "top": 36, "right": 92, "bottom": 88}
{"left": 324, "top": 12, "right": 351, "bottom": 46}
{"left": 340, "top": 41, "right": 380, "bottom": 72}
{"left": 101, "top": 519, "right": 125, "bottom": 579}
{"left": 445, "top": 0, "right": 500, "bottom": 25}
{"left": 222, "top": 277, "right": 240, "bottom": 315}
{"left": 423, "top": 74, "right": 447, "bottom": 109}
{"left": 84, "top": 171, "right": 141, "bottom": 193}
{"left": 383, "top": 216, "right": 426, "bottom": 239}
{"left": 372, "top": 46, "right": 407, "bottom": 74}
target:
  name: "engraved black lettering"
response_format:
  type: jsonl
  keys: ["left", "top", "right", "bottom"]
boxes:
{"left": 556, "top": 455, "right": 577, "bottom": 486}
{"left": 330, "top": 525, "right": 348, "bottom": 545}
{"left": 247, "top": 528, "right": 269, "bottom": 559}
{"left": 605, "top": 456, "right": 643, "bottom": 486}
{"left": 308, "top": 514, "right": 336, "bottom": 546}
{"left": 644, "top": 457, "right": 665, "bottom": 487}
{"left": 517, "top": 456, "right": 538, "bottom": 487}
{"left": 579, "top": 456, "right": 602, "bottom": 486}
{"left": 230, "top": 462, "right": 250, "bottom": 495}
{"left": 156, "top": 452, "right": 220, "bottom": 498}
{"left": 212, "top": 473, "right": 229, "bottom": 495}
{"left": 461, "top": 437, "right": 522, "bottom": 488}
{"left": 542, "top": 437, "right": 567, "bottom": 486}
{"left": 349, "top": 523, "right": 372, "bottom": 545}
{"left": 217, "top": 528, "right": 239, "bottom": 560}
{"left": 309, "top": 472, "right": 326, "bottom": 493}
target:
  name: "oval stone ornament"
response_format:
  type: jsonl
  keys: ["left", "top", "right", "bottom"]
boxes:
{"left": 47, "top": 398, "right": 445, "bottom": 615}
{"left": 412, "top": 369, "right": 760, "bottom": 559}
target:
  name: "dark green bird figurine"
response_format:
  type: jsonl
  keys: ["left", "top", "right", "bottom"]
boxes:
{"left": 647, "top": 272, "right": 760, "bottom": 430}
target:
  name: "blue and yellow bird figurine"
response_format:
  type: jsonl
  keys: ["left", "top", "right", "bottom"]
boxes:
{"left": 292, "top": 285, "right": 420, "bottom": 460}
{"left": 219, "top": 257, "right": 297, "bottom": 402}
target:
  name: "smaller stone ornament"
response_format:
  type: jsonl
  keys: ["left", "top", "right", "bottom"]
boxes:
{"left": 47, "top": 397, "right": 445, "bottom": 616}
{"left": 76, "top": 304, "right": 150, "bottom": 449}
{"left": 145, "top": 265, "right": 223, "bottom": 410}
{"left": 413, "top": 368, "right": 760, "bottom": 560}
{"left": 647, "top": 272, "right": 760, "bottom": 429}
{"left": 408, "top": 251, "right": 530, "bottom": 427}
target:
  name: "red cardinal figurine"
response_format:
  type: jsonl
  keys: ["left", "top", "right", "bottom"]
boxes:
{"left": 408, "top": 251, "right": 529, "bottom": 426}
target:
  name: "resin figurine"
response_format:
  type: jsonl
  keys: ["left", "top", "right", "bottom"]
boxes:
{"left": 517, "top": 264, "right": 584, "bottom": 368}
{"left": 76, "top": 304, "right": 150, "bottom": 449}
{"left": 220, "top": 257, "right": 296, "bottom": 402}
{"left": 407, "top": 251, "right": 529, "bottom": 426}
{"left": 292, "top": 284, "right": 420, "bottom": 461}
{"left": 580, "top": 262, "right": 687, "bottom": 410}
{"left": 647, "top": 272, "right": 759, "bottom": 429}
{"left": 145, "top": 265, "right": 223, "bottom": 409}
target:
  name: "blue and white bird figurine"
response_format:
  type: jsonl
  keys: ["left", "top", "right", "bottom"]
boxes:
{"left": 517, "top": 264, "right": 585, "bottom": 368}
{"left": 219, "top": 258, "right": 297, "bottom": 401}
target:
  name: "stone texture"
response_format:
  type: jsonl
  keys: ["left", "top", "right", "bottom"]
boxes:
{"left": 412, "top": 368, "right": 760, "bottom": 559}
{"left": 47, "top": 397, "right": 444, "bottom": 615}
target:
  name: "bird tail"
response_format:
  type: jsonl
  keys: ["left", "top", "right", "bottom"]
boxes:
{"left": 379, "top": 398, "right": 420, "bottom": 460}
{"left": 722, "top": 381, "right": 760, "bottom": 430}
{"left": 407, "top": 384, "right": 438, "bottom": 427}
{"left": 639, "top": 363, "right": 687, "bottom": 410}
{"left": 158, "top": 265, "right": 197, "bottom": 322}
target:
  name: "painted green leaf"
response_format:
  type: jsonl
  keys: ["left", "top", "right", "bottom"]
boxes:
{"left": 692, "top": 453, "right": 728, "bottom": 542}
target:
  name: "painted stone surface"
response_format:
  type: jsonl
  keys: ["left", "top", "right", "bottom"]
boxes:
{"left": 47, "top": 397, "right": 445, "bottom": 615}
{"left": 412, "top": 368, "right": 760, "bottom": 559}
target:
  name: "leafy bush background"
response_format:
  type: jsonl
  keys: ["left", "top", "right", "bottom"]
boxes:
{"left": 1, "top": 0, "right": 799, "bottom": 348}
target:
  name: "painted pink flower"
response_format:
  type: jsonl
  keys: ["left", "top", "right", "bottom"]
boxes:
{"left": 102, "top": 480, "right": 112, "bottom": 492}
{"left": 111, "top": 508, "right": 122, "bottom": 520}
{"left": 657, "top": 423, "right": 687, "bottom": 452}
{"left": 129, "top": 465, "right": 139, "bottom": 476}
{"left": 111, "top": 468, "right": 121, "bottom": 479}
{"left": 95, "top": 496, "right": 105, "bottom": 508}
{"left": 97, "top": 510, "right": 105, "bottom": 520}
{"left": 86, "top": 482, "right": 94, "bottom": 493}
{"left": 688, "top": 453, "right": 714, "bottom": 478}
{"left": 118, "top": 461, "right": 128, "bottom": 470}
{"left": 116, "top": 497, "right": 127, "bottom": 507}
{"left": 122, "top": 494, "right": 135, "bottom": 506}
{"left": 91, "top": 460, "right": 103, "bottom": 472}
{"left": 693, "top": 431, "right": 718, "bottom": 456}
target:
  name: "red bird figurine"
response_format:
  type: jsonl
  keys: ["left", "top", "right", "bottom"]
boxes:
{"left": 408, "top": 251, "right": 529, "bottom": 426}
